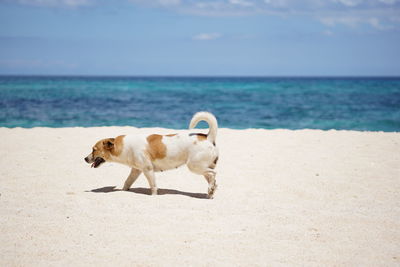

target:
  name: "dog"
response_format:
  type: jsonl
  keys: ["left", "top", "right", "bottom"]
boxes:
{"left": 84, "top": 112, "right": 219, "bottom": 199}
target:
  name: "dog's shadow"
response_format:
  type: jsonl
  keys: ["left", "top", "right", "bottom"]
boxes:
{"left": 88, "top": 186, "right": 208, "bottom": 199}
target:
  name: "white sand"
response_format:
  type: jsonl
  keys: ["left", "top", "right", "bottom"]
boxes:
{"left": 0, "top": 127, "right": 399, "bottom": 266}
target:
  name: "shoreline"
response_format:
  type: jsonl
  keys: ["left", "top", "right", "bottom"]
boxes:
{"left": 1, "top": 126, "right": 398, "bottom": 133}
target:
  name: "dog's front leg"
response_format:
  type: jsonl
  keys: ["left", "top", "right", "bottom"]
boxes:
{"left": 143, "top": 168, "right": 158, "bottom": 195}
{"left": 122, "top": 168, "right": 142, "bottom": 191}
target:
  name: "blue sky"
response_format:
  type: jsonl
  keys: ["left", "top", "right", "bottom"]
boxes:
{"left": 0, "top": 0, "right": 399, "bottom": 76}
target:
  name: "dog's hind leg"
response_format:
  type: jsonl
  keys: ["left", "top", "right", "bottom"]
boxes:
{"left": 204, "top": 169, "right": 217, "bottom": 199}
{"left": 143, "top": 168, "right": 158, "bottom": 195}
{"left": 122, "top": 168, "right": 142, "bottom": 191}
{"left": 188, "top": 160, "right": 218, "bottom": 199}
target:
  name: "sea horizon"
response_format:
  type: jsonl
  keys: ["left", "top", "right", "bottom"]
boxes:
{"left": 1, "top": 74, "right": 400, "bottom": 79}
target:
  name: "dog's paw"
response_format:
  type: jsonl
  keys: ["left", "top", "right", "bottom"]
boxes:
{"left": 122, "top": 186, "right": 130, "bottom": 191}
{"left": 207, "top": 184, "right": 218, "bottom": 199}
{"left": 151, "top": 188, "right": 158, "bottom": 196}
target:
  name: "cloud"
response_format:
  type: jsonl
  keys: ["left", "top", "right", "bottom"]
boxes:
{"left": 368, "top": 17, "right": 392, "bottom": 29}
{"left": 229, "top": 0, "right": 254, "bottom": 7}
{"left": 2, "top": 0, "right": 93, "bottom": 8}
{"left": 319, "top": 11, "right": 396, "bottom": 30}
{"left": 192, "top": 33, "right": 221, "bottom": 40}
{"left": 130, "top": 0, "right": 400, "bottom": 20}
{"left": 378, "top": 0, "right": 398, "bottom": 4}
{"left": 149, "top": 0, "right": 181, "bottom": 6}
{"left": 128, "top": 0, "right": 181, "bottom": 8}
{"left": 333, "top": 0, "right": 363, "bottom": 7}
{"left": 138, "top": 1, "right": 400, "bottom": 31}
{"left": 322, "top": 30, "right": 334, "bottom": 36}
{"left": 263, "top": 0, "right": 290, "bottom": 8}
{"left": 3, "top": 0, "right": 400, "bottom": 30}
{"left": 320, "top": 16, "right": 362, "bottom": 28}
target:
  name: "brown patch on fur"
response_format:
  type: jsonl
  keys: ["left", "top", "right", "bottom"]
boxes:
{"left": 111, "top": 135, "right": 125, "bottom": 156}
{"left": 166, "top": 134, "right": 177, "bottom": 137}
{"left": 92, "top": 138, "right": 113, "bottom": 160}
{"left": 146, "top": 134, "right": 167, "bottom": 160}
{"left": 213, "top": 156, "right": 219, "bottom": 165}
{"left": 209, "top": 156, "right": 219, "bottom": 169}
{"left": 91, "top": 135, "right": 125, "bottom": 161}
{"left": 102, "top": 138, "right": 115, "bottom": 150}
{"left": 189, "top": 133, "right": 215, "bottom": 145}
{"left": 196, "top": 133, "right": 207, "bottom": 141}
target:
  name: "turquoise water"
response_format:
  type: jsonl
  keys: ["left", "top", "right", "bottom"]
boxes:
{"left": 0, "top": 76, "right": 399, "bottom": 131}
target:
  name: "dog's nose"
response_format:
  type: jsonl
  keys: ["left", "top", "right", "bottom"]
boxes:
{"left": 84, "top": 157, "right": 89, "bottom": 163}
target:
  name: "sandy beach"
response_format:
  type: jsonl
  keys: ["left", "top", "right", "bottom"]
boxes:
{"left": 0, "top": 127, "right": 399, "bottom": 266}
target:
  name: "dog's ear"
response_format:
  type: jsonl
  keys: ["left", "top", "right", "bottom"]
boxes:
{"left": 103, "top": 138, "right": 115, "bottom": 150}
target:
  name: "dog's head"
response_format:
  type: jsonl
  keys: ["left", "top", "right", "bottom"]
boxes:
{"left": 84, "top": 138, "right": 115, "bottom": 168}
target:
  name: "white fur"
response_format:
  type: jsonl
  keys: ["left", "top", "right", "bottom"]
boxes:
{"left": 108, "top": 112, "right": 219, "bottom": 198}
{"left": 189, "top": 111, "right": 218, "bottom": 144}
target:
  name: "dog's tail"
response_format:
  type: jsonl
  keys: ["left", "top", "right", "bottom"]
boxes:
{"left": 189, "top": 112, "right": 218, "bottom": 144}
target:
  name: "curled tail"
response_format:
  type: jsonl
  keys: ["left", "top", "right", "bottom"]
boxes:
{"left": 189, "top": 112, "right": 218, "bottom": 144}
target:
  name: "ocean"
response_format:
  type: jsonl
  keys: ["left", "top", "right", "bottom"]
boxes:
{"left": 0, "top": 76, "right": 399, "bottom": 131}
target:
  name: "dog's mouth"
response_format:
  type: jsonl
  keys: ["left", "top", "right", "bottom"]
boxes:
{"left": 91, "top": 157, "right": 105, "bottom": 168}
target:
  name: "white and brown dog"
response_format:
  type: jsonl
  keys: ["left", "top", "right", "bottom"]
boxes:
{"left": 84, "top": 112, "right": 219, "bottom": 198}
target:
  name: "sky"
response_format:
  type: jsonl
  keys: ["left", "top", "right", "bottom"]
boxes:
{"left": 0, "top": 0, "right": 399, "bottom": 76}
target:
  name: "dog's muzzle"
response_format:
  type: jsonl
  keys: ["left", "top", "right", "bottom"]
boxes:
{"left": 84, "top": 156, "right": 105, "bottom": 168}
{"left": 91, "top": 157, "right": 105, "bottom": 168}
